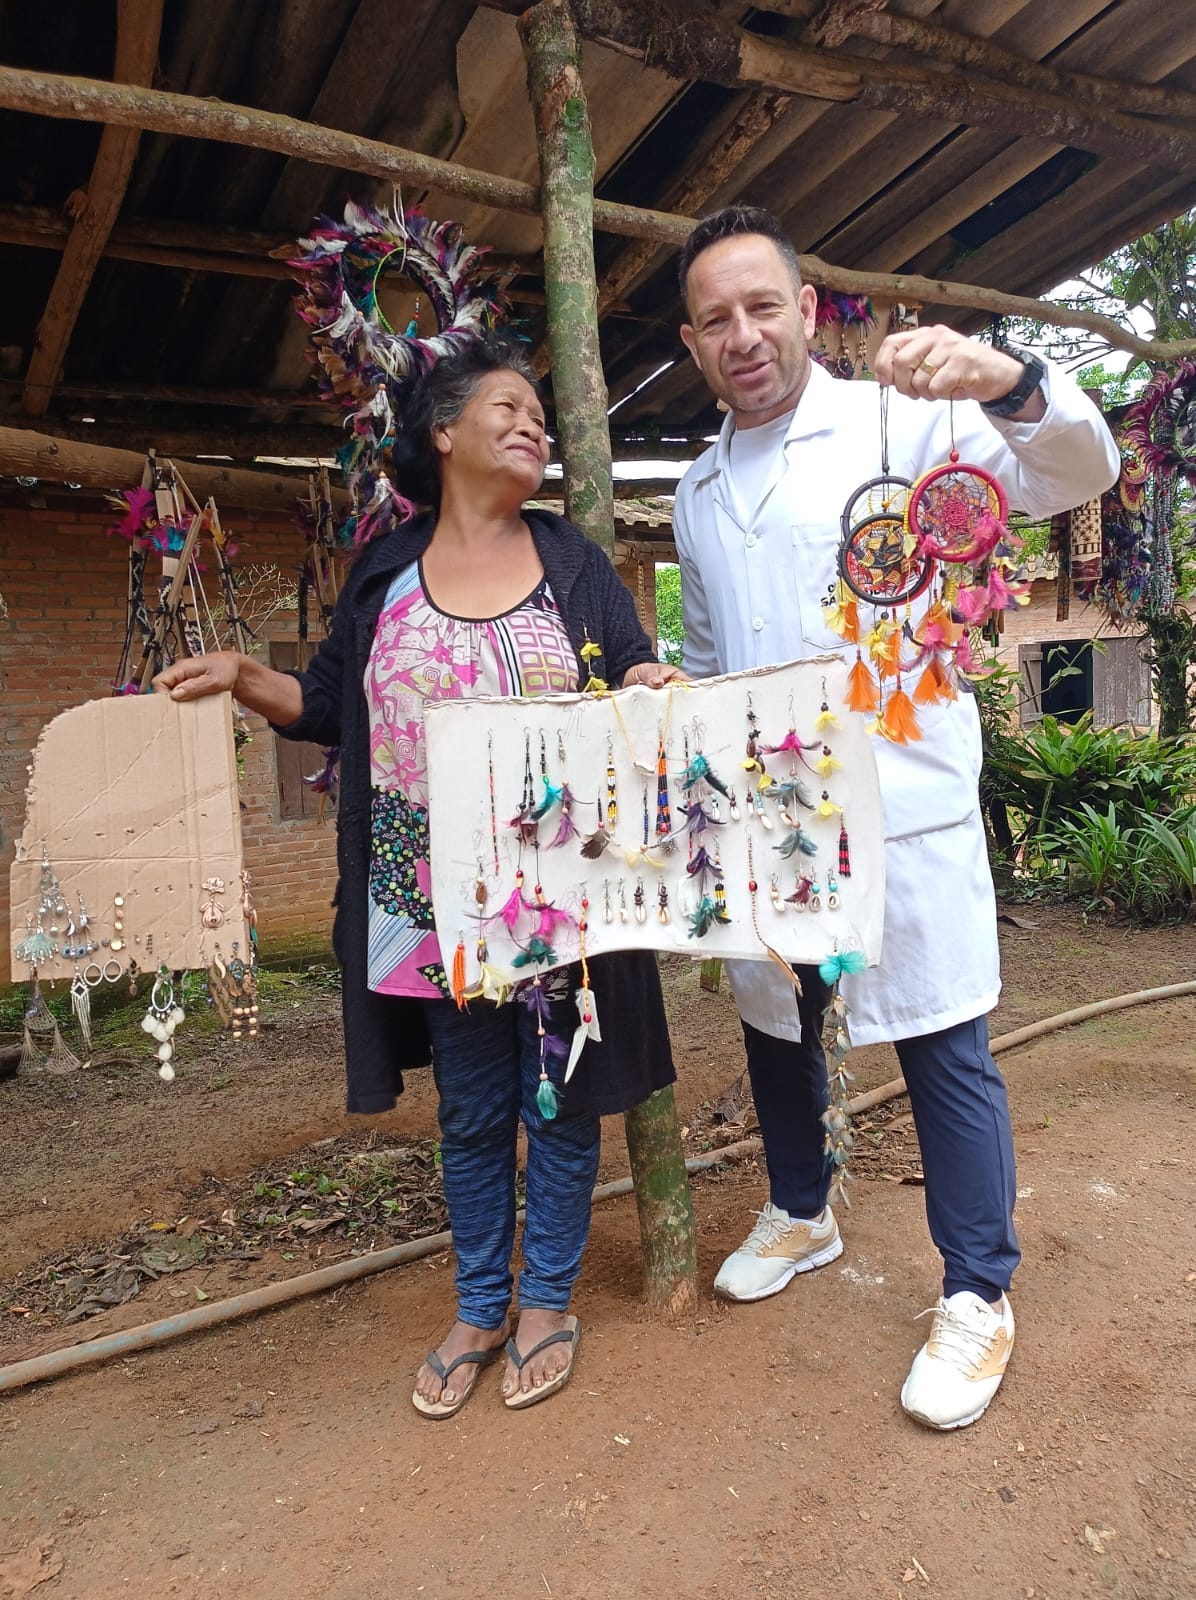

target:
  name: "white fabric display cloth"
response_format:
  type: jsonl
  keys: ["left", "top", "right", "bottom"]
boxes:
{"left": 423, "top": 656, "right": 886, "bottom": 985}
{"left": 673, "top": 358, "right": 1121, "bottom": 1044}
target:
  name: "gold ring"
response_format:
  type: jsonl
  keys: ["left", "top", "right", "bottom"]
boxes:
{"left": 919, "top": 359, "right": 939, "bottom": 376}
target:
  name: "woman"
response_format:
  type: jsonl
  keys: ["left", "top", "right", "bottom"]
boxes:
{"left": 156, "top": 334, "right": 682, "bottom": 1418}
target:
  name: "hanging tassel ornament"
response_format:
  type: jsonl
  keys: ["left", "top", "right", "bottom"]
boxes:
{"left": 70, "top": 968, "right": 92, "bottom": 1054}
{"left": 838, "top": 823, "right": 852, "bottom": 878}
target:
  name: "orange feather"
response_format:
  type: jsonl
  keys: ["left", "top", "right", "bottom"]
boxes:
{"left": 882, "top": 684, "right": 922, "bottom": 745}
{"left": 846, "top": 657, "right": 879, "bottom": 714}
{"left": 451, "top": 940, "right": 468, "bottom": 1010}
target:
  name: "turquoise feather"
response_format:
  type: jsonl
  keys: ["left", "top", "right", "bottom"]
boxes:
{"left": 818, "top": 949, "right": 868, "bottom": 985}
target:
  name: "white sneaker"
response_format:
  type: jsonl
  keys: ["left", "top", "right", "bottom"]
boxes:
{"left": 713, "top": 1202, "right": 842, "bottom": 1302}
{"left": 900, "top": 1290, "right": 1015, "bottom": 1430}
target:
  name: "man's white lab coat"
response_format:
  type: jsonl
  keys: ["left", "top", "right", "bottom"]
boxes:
{"left": 673, "top": 359, "right": 1120, "bottom": 1044}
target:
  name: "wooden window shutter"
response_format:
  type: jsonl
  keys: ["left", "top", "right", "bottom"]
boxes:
{"left": 268, "top": 641, "right": 328, "bottom": 821}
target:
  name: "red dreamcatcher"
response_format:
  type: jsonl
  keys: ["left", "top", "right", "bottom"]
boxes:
{"left": 828, "top": 394, "right": 1029, "bottom": 744}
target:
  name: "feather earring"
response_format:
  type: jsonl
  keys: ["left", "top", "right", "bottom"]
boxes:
{"left": 451, "top": 936, "right": 468, "bottom": 1010}
{"left": 566, "top": 892, "right": 601, "bottom": 1085}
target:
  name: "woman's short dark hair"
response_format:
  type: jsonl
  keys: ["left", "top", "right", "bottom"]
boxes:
{"left": 391, "top": 331, "right": 538, "bottom": 506}
{"left": 677, "top": 205, "right": 803, "bottom": 309}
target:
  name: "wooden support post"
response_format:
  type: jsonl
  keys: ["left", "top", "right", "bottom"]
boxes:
{"left": 520, "top": 0, "right": 697, "bottom": 1317}
{"left": 519, "top": 0, "right": 614, "bottom": 553}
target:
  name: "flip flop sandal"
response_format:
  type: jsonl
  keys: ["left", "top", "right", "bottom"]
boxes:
{"left": 502, "top": 1316, "right": 582, "bottom": 1411}
{"left": 411, "top": 1344, "right": 502, "bottom": 1420}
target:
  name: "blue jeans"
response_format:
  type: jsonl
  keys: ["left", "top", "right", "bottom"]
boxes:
{"left": 424, "top": 994, "right": 602, "bottom": 1330}
{"left": 745, "top": 974, "right": 1020, "bottom": 1302}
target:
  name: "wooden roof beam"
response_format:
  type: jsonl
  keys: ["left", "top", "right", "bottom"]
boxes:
{"left": 596, "top": 89, "right": 794, "bottom": 317}
{"left": 0, "top": 205, "right": 559, "bottom": 301}
{"left": 2, "top": 415, "right": 341, "bottom": 462}
{"left": 761, "top": 0, "right": 1196, "bottom": 126}
{"left": 21, "top": 0, "right": 163, "bottom": 418}
{"left": 0, "top": 424, "right": 346, "bottom": 515}
{"left": 566, "top": 0, "right": 1196, "bottom": 172}
{"left": 2, "top": 60, "right": 1195, "bottom": 360}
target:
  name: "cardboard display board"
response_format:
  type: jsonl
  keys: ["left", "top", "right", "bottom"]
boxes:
{"left": 425, "top": 655, "right": 885, "bottom": 986}
{"left": 9, "top": 693, "right": 251, "bottom": 982}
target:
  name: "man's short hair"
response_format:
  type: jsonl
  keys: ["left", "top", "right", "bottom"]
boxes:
{"left": 678, "top": 205, "right": 803, "bottom": 308}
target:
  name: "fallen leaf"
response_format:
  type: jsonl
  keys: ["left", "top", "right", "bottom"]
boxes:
{"left": 1083, "top": 1525, "right": 1118, "bottom": 1555}
{"left": 998, "top": 912, "right": 1039, "bottom": 929}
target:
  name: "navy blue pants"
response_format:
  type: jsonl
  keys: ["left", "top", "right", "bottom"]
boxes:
{"left": 744, "top": 971, "right": 1020, "bottom": 1302}
{"left": 424, "top": 995, "right": 601, "bottom": 1331}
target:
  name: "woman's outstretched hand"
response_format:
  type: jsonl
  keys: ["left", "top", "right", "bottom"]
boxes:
{"left": 153, "top": 652, "right": 305, "bottom": 725}
{"left": 622, "top": 662, "right": 689, "bottom": 689}
{"left": 153, "top": 651, "right": 242, "bottom": 700}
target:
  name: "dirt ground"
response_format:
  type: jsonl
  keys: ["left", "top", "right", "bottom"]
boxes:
{"left": 1, "top": 903, "right": 1193, "bottom": 1600}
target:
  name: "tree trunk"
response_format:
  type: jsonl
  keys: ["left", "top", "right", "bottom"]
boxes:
{"left": 519, "top": 0, "right": 614, "bottom": 553}
{"left": 520, "top": 0, "right": 698, "bottom": 1317}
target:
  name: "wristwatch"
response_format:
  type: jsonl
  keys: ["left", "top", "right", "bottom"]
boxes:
{"left": 980, "top": 345, "right": 1046, "bottom": 418}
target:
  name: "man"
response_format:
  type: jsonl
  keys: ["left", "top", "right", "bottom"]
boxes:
{"left": 672, "top": 205, "right": 1119, "bottom": 1430}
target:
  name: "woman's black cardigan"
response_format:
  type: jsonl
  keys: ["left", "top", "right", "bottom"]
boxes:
{"left": 275, "top": 508, "right": 678, "bottom": 1117}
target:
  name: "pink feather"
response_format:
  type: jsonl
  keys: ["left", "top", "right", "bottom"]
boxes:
{"left": 953, "top": 584, "right": 992, "bottom": 625}
{"left": 953, "top": 634, "right": 981, "bottom": 674}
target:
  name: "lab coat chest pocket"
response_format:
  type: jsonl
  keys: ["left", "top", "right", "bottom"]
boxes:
{"left": 792, "top": 521, "right": 845, "bottom": 652}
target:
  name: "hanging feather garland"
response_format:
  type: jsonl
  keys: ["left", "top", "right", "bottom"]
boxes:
{"left": 289, "top": 199, "right": 508, "bottom": 549}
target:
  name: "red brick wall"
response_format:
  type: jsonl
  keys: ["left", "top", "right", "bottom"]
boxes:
{"left": 0, "top": 492, "right": 338, "bottom": 969}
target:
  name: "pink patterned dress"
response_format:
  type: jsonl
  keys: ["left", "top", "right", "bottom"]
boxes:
{"left": 364, "top": 560, "right": 578, "bottom": 997}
